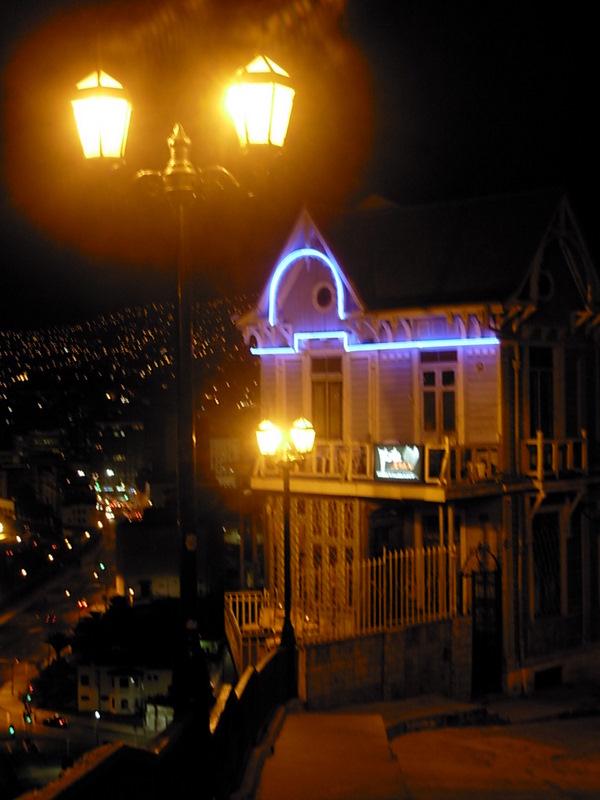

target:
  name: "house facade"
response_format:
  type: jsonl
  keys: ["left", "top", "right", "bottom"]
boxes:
{"left": 234, "top": 190, "right": 600, "bottom": 698}
{"left": 77, "top": 662, "right": 172, "bottom": 721}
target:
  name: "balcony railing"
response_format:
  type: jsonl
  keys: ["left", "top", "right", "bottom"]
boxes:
{"left": 256, "top": 439, "right": 499, "bottom": 485}
{"left": 255, "top": 432, "right": 588, "bottom": 487}
{"left": 521, "top": 429, "right": 588, "bottom": 480}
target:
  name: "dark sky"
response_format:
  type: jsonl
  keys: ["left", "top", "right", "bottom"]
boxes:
{"left": 0, "top": 0, "right": 597, "bottom": 330}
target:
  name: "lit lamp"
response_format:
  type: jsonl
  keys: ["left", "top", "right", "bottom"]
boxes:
{"left": 71, "top": 57, "right": 295, "bottom": 716}
{"left": 225, "top": 55, "right": 295, "bottom": 149}
{"left": 72, "top": 71, "right": 131, "bottom": 159}
{"left": 256, "top": 417, "right": 315, "bottom": 653}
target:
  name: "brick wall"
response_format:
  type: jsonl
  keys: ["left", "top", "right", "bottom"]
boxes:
{"left": 298, "top": 618, "right": 473, "bottom": 709}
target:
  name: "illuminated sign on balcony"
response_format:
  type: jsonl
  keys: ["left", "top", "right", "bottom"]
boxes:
{"left": 374, "top": 444, "right": 423, "bottom": 482}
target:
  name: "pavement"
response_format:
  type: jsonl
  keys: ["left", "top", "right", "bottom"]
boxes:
{"left": 232, "top": 682, "right": 600, "bottom": 800}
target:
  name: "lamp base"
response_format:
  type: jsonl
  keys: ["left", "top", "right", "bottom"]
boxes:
{"left": 280, "top": 617, "right": 296, "bottom": 651}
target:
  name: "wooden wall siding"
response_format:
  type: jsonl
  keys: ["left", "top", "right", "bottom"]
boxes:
{"left": 284, "top": 358, "right": 304, "bottom": 421}
{"left": 279, "top": 260, "right": 342, "bottom": 332}
{"left": 378, "top": 353, "right": 413, "bottom": 442}
{"left": 463, "top": 347, "right": 499, "bottom": 443}
{"left": 349, "top": 356, "right": 370, "bottom": 441}
{"left": 260, "top": 359, "right": 277, "bottom": 420}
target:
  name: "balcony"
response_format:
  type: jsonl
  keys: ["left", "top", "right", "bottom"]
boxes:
{"left": 255, "top": 439, "right": 499, "bottom": 485}
{"left": 521, "top": 430, "right": 588, "bottom": 481}
{"left": 253, "top": 432, "right": 589, "bottom": 497}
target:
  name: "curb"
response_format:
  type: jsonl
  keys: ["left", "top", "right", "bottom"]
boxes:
{"left": 385, "top": 706, "right": 500, "bottom": 741}
{"left": 231, "top": 700, "right": 301, "bottom": 800}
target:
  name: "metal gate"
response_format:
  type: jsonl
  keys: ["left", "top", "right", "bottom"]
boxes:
{"left": 462, "top": 545, "right": 502, "bottom": 696}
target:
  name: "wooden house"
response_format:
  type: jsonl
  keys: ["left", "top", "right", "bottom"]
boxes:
{"left": 232, "top": 189, "right": 600, "bottom": 699}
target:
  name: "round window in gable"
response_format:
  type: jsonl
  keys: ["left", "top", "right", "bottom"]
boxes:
{"left": 313, "top": 282, "right": 335, "bottom": 313}
{"left": 537, "top": 269, "right": 554, "bottom": 301}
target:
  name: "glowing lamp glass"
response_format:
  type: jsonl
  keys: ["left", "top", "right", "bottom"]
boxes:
{"left": 256, "top": 420, "right": 283, "bottom": 456}
{"left": 225, "top": 56, "right": 295, "bottom": 149}
{"left": 290, "top": 418, "right": 315, "bottom": 455}
{"left": 72, "top": 71, "right": 131, "bottom": 159}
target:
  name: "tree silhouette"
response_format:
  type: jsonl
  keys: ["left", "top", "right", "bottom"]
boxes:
{"left": 46, "top": 631, "right": 71, "bottom": 661}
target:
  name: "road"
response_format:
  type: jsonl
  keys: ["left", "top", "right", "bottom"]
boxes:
{"left": 0, "top": 531, "right": 108, "bottom": 683}
{"left": 391, "top": 715, "right": 600, "bottom": 799}
{"left": 0, "top": 523, "right": 128, "bottom": 795}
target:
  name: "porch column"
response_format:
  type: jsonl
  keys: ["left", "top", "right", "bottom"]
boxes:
{"left": 581, "top": 511, "right": 591, "bottom": 643}
{"left": 502, "top": 496, "right": 517, "bottom": 669}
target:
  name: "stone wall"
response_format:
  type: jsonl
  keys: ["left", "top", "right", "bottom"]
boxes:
{"left": 298, "top": 617, "right": 473, "bottom": 709}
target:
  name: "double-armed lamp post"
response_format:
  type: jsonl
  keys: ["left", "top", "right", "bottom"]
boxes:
{"left": 71, "top": 55, "right": 296, "bottom": 714}
{"left": 256, "top": 417, "right": 315, "bottom": 650}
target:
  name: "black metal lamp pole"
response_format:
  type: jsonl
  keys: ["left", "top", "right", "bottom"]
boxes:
{"left": 280, "top": 460, "right": 295, "bottom": 650}
{"left": 163, "top": 124, "right": 204, "bottom": 714}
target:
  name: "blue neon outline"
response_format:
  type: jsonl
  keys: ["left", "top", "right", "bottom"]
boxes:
{"left": 251, "top": 334, "right": 499, "bottom": 356}
{"left": 268, "top": 248, "right": 345, "bottom": 326}
{"left": 293, "top": 331, "right": 349, "bottom": 351}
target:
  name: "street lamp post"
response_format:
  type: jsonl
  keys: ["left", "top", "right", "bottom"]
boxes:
{"left": 256, "top": 418, "right": 315, "bottom": 650}
{"left": 71, "top": 56, "right": 296, "bottom": 716}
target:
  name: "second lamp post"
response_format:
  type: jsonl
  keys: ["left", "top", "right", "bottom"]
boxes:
{"left": 256, "top": 417, "right": 315, "bottom": 649}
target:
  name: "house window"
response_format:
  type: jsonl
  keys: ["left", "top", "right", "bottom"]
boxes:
{"left": 119, "top": 677, "right": 129, "bottom": 689}
{"left": 121, "top": 699, "right": 129, "bottom": 710}
{"left": 420, "top": 351, "right": 457, "bottom": 435}
{"left": 312, "top": 357, "right": 342, "bottom": 439}
{"left": 529, "top": 346, "right": 553, "bottom": 437}
{"left": 80, "top": 674, "right": 90, "bottom": 687}
{"left": 313, "top": 282, "right": 335, "bottom": 312}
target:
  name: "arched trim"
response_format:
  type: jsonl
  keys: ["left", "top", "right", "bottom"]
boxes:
{"left": 268, "top": 248, "right": 345, "bottom": 326}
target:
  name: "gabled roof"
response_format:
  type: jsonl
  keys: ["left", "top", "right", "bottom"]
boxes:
{"left": 310, "top": 188, "right": 571, "bottom": 310}
{"left": 236, "top": 188, "right": 600, "bottom": 344}
{"left": 254, "top": 207, "right": 365, "bottom": 323}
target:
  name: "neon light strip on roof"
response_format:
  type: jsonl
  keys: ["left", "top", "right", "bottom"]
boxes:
{"left": 251, "top": 333, "right": 499, "bottom": 355}
{"left": 268, "top": 248, "right": 346, "bottom": 326}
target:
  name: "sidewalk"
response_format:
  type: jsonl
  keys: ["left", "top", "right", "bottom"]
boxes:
{"left": 233, "top": 682, "right": 600, "bottom": 800}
